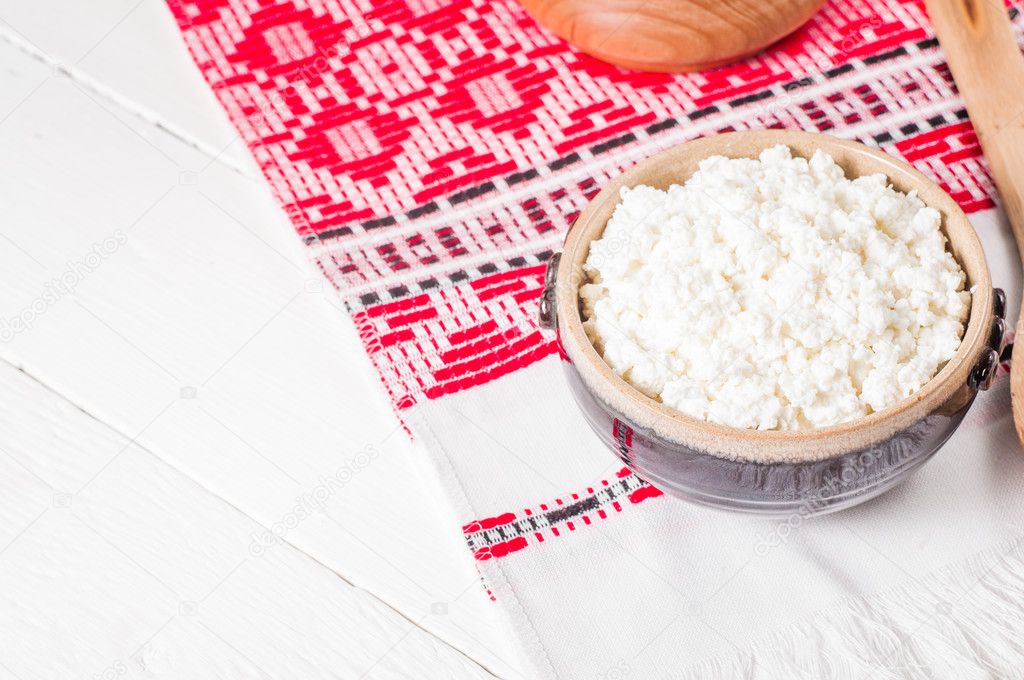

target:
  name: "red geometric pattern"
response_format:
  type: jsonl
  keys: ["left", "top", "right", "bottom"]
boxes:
{"left": 463, "top": 466, "right": 664, "bottom": 562}
{"left": 168, "top": 0, "right": 1018, "bottom": 412}
{"left": 352, "top": 264, "right": 556, "bottom": 406}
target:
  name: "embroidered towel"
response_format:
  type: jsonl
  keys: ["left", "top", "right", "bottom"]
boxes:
{"left": 169, "top": 0, "right": 1024, "bottom": 676}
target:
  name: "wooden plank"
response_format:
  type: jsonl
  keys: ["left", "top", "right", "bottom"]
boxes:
{"left": 0, "top": 360, "right": 492, "bottom": 680}
{"left": 0, "top": 0, "right": 251, "bottom": 170}
{"left": 0, "top": 37, "right": 523, "bottom": 678}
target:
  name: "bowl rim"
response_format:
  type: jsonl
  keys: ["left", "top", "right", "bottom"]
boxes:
{"left": 555, "top": 129, "right": 994, "bottom": 462}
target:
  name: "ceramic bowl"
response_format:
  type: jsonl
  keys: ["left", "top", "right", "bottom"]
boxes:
{"left": 539, "top": 129, "right": 1005, "bottom": 515}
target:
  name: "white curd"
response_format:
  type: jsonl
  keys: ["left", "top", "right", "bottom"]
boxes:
{"left": 580, "top": 145, "right": 970, "bottom": 430}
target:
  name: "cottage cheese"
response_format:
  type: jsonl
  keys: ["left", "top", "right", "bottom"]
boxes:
{"left": 580, "top": 145, "right": 970, "bottom": 430}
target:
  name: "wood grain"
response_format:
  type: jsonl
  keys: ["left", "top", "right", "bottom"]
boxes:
{"left": 0, "top": 361, "right": 494, "bottom": 679}
{"left": 0, "top": 23, "right": 522, "bottom": 679}
{"left": 925, "top": 0, "right": 1024, "bottom": 447}
{"left": 519, "top": 0, "right": 825, "bottom": 72}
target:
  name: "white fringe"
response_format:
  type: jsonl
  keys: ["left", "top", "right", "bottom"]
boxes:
{"left": 684, "top": 537, "right": 1024, "bottom": 679}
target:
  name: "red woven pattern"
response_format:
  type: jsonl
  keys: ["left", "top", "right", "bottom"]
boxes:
{"left": 463, "top": 466, "right": 664, "bottom": 561}
{"left": 169, "top": 0, "right": 1014, "bottom": 410}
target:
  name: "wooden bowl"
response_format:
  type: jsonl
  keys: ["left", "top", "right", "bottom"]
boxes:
{"left": 520, "top": 0, "right": 826, "bottom": 72}
{"left": 554, "top": 130, "right": 996, "bottom": 464}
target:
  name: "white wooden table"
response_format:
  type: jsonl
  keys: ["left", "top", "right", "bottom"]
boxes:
{"left": 0, "top": 2, "right": 524, "bottom": 677}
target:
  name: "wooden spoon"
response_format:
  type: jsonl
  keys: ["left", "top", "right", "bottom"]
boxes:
{"left": 925, "top": 0, "right": 1024, "bottom": 445}
{"left": 519, "top": 0, "right": 825, "bottom": 72}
